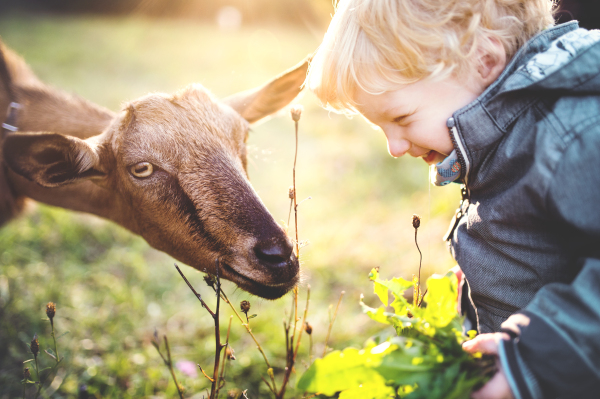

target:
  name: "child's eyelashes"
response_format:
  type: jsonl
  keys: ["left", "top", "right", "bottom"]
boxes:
{"left": 393, "top": 114, "right": 413, "bottom": 126}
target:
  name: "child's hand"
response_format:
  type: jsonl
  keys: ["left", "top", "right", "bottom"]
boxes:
{"left": 462, "top": 333, "right": 515, "bottom": 399}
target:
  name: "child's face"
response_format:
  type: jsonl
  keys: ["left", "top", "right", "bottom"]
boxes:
{"left": 355, "top": 75, "right": 482, "bottom": 164}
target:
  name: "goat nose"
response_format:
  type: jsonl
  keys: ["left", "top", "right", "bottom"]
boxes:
{"left": 254, "top": 237, "right": 293, "bottom": 267}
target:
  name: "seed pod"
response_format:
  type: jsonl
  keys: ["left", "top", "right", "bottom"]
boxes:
{"left": 203, "top": 274, "right": 216, "bottom": 289}
{"left": 288, "top": 186, "right": 295, "bottom": 199}
{"left": 412, "top": 214, "right": 421, "bottom": 229}
{"left": 30, "top": 334, "right": 39, "bottom": 357}
{"left": 240, "top": 300, "right": 251, "bottom": 314}
{"left": 46, "top": 302, "right": 56, "bottom": 320}
{"left": 305, "top": 321, "right": 313, "bottom": 335}
{"left": 290, "top": 105, "right": 303, "bottom": 122}
{"left": 23, "top": 367, "right": 31, "bottom": 380}
{"left": 226, "top": 347, "right": 236, "bottom": 360}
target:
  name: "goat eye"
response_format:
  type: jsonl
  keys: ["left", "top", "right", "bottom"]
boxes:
{"left": 129, "top": 162, "right": 154, "bottom": 178}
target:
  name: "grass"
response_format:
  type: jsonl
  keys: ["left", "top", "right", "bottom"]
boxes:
{"left": 0, "top": 12, "right": 461, "bottom": 398}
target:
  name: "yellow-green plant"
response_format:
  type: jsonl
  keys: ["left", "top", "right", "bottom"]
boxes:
{"left": 297, "top": 269, "right": 495, "bottom": 399}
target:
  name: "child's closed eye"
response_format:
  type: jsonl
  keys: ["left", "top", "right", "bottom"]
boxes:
{"left": 393, "top": 112, "right": 415, "bottom": 126}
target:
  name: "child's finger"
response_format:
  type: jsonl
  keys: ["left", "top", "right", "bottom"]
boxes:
{"left": 462, "top": 332, "right": 505, "bottom": 355}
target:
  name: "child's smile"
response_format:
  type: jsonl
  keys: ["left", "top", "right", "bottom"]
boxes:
{"left": 354, "top": 75, "right": 484, "bottom": 165}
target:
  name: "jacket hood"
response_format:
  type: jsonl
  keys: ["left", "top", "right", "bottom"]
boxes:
{"left": 500, "top": 23, "right": 600, "bottom": 95}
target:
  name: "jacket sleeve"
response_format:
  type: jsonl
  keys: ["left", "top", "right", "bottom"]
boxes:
{"left": 498, "top": 120, "right": 600, "bottom": 399}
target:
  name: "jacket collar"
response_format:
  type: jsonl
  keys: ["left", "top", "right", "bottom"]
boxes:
{"left": 451, "top": 22, "right": 580, "bottom": 185}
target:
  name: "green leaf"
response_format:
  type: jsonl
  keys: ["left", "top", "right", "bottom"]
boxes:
{"left": 45, "top": 348, "right": 57, "bottom": 360}
{"left": 369, "top": 269, "right": 413, "bottom": 308}
{"left": 374, "top": 280, "right": 389, "bottom": 306}
{"left": 56, "top": 331, "right": 70, "bottom": 340}
{"left": 297, "top": 347, "right": 385, "bottom": 396}
{"left": 338, "top": 377, "right": 395, "bottom": 399}
{"left": 361, "top": 302, "right": 391, "bottom": 325}
{"left": 422, "top": 273, "right": 459, "bottom": 328}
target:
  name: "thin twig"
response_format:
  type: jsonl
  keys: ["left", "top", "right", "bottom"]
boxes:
{"left": 209, "top": 260, "right": 224, "bottom": 399}
{"left": 218, "top": 288, "right": 278, "bottom": 394}
{"left": 164, "top": 336, "right": 185, "bottom": 399}
{"left": 198, "top": 365, "right": 214, "bottom": 382}
{"left": 50, "top": 321, "right": 59, "bottom": 364}
{"left": 175, "top": 264, "right": 215, "bottom": 318}
{"left": 293, "top": 116, "right": 300, "bottom": 258}
{"left": 293, "top": 287, "right": 310, "bottom": 359}
{"left": 322, "top": 291, "right": 345, "bottom": 358}
{"left": 277, "top": 287, "right": 311, "bottom": 398}
{"left": 217, "top": 316, "right": 233, "bottom": 393}
{"left": 415, "top": 228, "right": 423, "bottom": 306}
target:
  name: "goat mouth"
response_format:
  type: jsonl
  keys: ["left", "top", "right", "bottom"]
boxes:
{"left": 220, "top": 261, "right": 299, "bottom": 300}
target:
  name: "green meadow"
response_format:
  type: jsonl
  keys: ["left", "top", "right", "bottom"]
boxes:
{"left": 0, "top": 13, "right": 460, "bottom": 398}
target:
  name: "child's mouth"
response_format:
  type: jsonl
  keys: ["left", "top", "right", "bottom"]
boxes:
{"left": 422, "top": 151, "right": 438, "bottom": 164}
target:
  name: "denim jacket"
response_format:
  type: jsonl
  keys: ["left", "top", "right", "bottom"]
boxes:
{"left": 447, "top": 22, "right": 600, "bottom": 398}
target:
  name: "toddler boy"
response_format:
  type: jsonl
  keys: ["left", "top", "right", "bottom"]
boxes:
{"left": 307, "top": 1, "right": 600, "bottom": 398}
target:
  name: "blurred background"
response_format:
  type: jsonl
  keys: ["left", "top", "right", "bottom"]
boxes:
{"left": 0, "top": 1, "right": 597, "bottom": 398}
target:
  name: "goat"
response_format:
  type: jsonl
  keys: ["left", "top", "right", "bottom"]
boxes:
{"left": 0, "top": 40, "right": 307, "bottom": 299}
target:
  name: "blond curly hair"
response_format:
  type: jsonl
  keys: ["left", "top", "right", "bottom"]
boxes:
{"left": 308, "top": 0, "right": 556, "bottom": 113}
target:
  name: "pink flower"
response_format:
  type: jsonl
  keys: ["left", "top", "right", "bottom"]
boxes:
{"left": 176, "top": 360, "right": 198, "bottom": 378}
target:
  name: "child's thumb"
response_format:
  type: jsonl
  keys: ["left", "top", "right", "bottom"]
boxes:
{"left": 462, "top": 332, "right": 506, "bottom": 355}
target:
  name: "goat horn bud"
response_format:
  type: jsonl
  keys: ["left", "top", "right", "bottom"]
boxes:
{"left": 290, "top": 105, "right": 303, "bottom": 122}
{"left": 412, "top": 214, "right": 421, "bottom": 229}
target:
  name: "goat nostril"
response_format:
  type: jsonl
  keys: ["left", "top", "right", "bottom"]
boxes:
{"left": 254, "top": 238, "right": 292, "bottom": 266}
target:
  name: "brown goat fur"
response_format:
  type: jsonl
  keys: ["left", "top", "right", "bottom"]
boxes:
{"left": 0, "top": 40, "right": 308, "bottom": 299}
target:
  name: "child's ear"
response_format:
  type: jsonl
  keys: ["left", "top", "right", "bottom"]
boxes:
{"left": 476, "top": 38, "right": 507, "bottom": 86}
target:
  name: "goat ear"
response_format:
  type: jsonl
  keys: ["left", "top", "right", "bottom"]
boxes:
{"left": 3, "top": 132, "right": 105, "bottom": 187}
{"left": 224, "top": 55, "right": 310, "bottom": 124}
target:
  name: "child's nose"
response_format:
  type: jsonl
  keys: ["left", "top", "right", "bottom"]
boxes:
{"left": 386, "top": 137, "right": 411, "bottom": 158}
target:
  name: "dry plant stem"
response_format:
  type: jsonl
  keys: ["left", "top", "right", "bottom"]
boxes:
{"left": 277, "top": 287, "right": 310, "bottom": 399}
{"left": 164, "top": 336, "right": 185, "bottom": 399}
{"left": 209, "top": 262, "right": 224, "bottom": 399}
{"left": 174, "top": 262, "right": 225, "bottom": 399}
{"left": 293, "top": 287, "right": 310, "bottom": 359}
{"left": 279, "top": 112, "right": 302, "bottom": 399}
{"left": 217, "top": 316, "right": 233, "bottom": 393}
{"left": 218, "top": 289, "right": 278, "bottom": 394}
{"left": 293, "top": 118, "right": 300, "bottom": 258}
{"left": 415, "top": 228, "right": 423, "bottom": 306}
{"left": 50, "top": 320, "right": 59, "bottom": 364}
{"left": 309, "top": 335, "right": 313, "bottom": 365}
{"left": 322, "top": 291, "right": 345, "bottom": 358}
{"left": 33, "top": 355, "right": 40, "bottom": 399}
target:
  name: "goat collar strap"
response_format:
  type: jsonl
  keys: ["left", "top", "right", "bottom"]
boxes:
{"left": 2, "top": 102, "right": 21, "bottom": 137}
{"left": 0, "top": 46, "right": 21, "bottom": 139}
